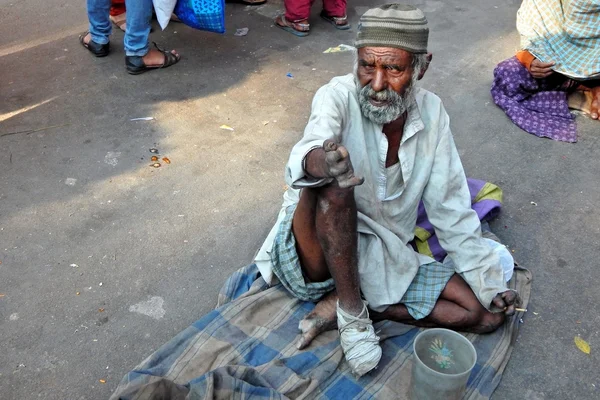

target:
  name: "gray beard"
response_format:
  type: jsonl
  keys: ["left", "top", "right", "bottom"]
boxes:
{"left": 358, "top": 83, "right": 414, "bottom": 125}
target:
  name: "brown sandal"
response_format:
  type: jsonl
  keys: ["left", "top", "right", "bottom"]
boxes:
{"left": 125, "top": 42, "right": 181, "bottom": 75}
{"left": 110, "top": 13, "right": 127, "bottom": 32}
{"left": 275, "top": 15, "right": 309, "bottom": 37}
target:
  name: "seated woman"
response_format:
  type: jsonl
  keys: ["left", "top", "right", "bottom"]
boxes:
{"left": 491, "top": 0, "right": 599, "bottom": 142}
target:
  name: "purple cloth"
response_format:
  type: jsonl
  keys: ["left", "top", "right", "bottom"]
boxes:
{"left": 491, "top": 57, "right": 577, "bottom": 143}
{"left": 411, "top": 178, "right": 502, "bottom": 263}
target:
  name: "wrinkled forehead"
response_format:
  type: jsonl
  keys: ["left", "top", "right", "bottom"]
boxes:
{"left": 357, "top": 47, "right": 414, "bottom": 66}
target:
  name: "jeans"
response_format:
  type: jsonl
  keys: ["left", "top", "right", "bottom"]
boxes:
{"left": 87, "top": 0, "right": 153, "bottom": 56}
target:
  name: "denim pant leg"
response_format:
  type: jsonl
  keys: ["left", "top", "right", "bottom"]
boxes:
{"left": 124, "top": 0, "right": 153, "bottom": 56}
{"left": 87, "top": 0, "right": 111, "bottom": 45}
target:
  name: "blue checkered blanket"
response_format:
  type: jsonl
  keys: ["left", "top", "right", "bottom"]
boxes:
{"left": 110, "top": 264, "right": 531, "bottom": 400}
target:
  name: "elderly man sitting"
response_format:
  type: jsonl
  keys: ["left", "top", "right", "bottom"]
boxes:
{"left": 254, "top": 4, "right": 520, "bottom": 377}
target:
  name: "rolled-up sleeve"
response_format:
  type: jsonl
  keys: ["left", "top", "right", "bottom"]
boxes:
{"left": 422, "top": 106, "right": 506, "bottom": 310}
{"left": 285, "top": 84, "right": 348, "bottom": 188}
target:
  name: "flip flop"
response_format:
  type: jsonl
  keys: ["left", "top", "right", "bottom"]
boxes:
{"left": 320, "top": 12, "right": 350, "bottom": 30}
{"left": 125, "top": 42, "right": 181, "bottom": 75}
{"left": 79, "top": 31, "right": 110, "bottom": 57}
{"left": 275, "top": 15, "right": 309, "bottom": 37}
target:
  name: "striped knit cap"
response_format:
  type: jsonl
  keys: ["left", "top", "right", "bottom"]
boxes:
{"left": 355, "top": 4, "right": 429, "bottom": 54}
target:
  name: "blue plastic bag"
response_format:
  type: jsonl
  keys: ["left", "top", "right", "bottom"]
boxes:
{"left": 174, "top": 0, "right": 225, "bottom": 34}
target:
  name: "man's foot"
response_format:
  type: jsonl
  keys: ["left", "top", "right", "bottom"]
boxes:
{"left": 297, "top": 291, "right": 339, "bottom": 349}
{"left": 79, "top": 31, "right": 110, "bottom": 57}
{"left": 110, "top": 12, "right": 127, "bottom": 32}
{"left": 125, "top": 44, "right": 181, "bottom": 75}
{"left": 591, "top": 86, "right": 600, "bottom": 120}
{"left": 337, "top": 300, "right": 382, "bottom": 377}
{"left": 275, "top": 15, "right": 310, "bottom": 37}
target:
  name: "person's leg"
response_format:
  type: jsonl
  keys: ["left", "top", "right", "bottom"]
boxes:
{"left": 372, "top": 274, "right": 505, "bottom": 333}
{"left": 123, "top": 0, "right": 180, "bottom": 74}
{"left": 292, "top": 185, "right": 381, "bottom": 376}
{"left": 87, "top": 0, "right": 111, "bottom": 45}
{"left": 123, "top": 0, "right": 152, "bottom": 57}
{"left": 322, "top": 0, "right": 346, "bottom": 18}
{"left": 275, "top": 0, "right": 312, "bottom": 36}
{"left": 320, "top": 0, "right": 349, "bottom": 29}
{"left": 293, "top": 185, "right": 362, "bottom": 314}
{"left": 110, "top": 0, "right": 127, "bottom": 32}
{"left": 283, "top": 0, "right": 313, "bottom": 22}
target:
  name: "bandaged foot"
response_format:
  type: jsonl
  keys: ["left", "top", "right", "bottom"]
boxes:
{"left": 337, "top": 300, "right": 382, "bottom": 377}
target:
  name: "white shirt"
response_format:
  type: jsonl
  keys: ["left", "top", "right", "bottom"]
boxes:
{"left": 254, "top": 74, "right": 506, "bottom": 312}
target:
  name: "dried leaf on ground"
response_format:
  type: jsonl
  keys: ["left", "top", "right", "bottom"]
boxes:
{"left": 574, "top": 336, "right": 591, "bottom": 354}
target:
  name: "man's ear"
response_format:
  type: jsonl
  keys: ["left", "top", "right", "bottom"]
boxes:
{"left": 418, "top": 52, "right": 433, "bottom": 80}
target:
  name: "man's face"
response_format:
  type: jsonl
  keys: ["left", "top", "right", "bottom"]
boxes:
{"left": 356, "top": 47, "right": 416, "bottom": 125}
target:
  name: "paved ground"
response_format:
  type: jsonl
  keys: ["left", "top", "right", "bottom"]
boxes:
{"left": 1, "top": 0, "right": 598, "bottom": 399}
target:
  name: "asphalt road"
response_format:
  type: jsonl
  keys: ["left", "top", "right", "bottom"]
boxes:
{"left": 1, "top": 0, "right": 598, "bottom": 399}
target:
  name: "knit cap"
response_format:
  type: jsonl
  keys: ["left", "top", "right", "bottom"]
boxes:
{"left": 355, "top": 4, "right": 429, "bottom": 54}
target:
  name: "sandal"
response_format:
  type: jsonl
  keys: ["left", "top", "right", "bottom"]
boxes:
{"left": 320, "top": 12, "right": 350, "bottom": 30}
{"left": 125, "top": 42, "right": 181, "bottom": 75}
{"left": 275, "top": 15, "right": 309, "bottom": 37}
{"left": 79, "top": 31, "right": 110, "bottom": 57}
{"left": 110, "top": 12, "right": 127, "bottom": 32}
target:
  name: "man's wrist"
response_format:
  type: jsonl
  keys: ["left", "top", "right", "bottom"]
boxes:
{"left": 303, "top": 147, "right": 326, "bottom": 179}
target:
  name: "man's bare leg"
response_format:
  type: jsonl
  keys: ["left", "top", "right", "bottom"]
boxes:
{"left": 298, "top": 274, "right": 514, "bottom": 350}
{"left": 292, "top": 185, "right": 381, "bottom": 375}
{"left": 370, "top": 274, "right": 507, "bottom": 333}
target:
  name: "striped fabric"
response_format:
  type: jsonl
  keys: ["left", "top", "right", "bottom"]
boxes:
{"left": 110, "top": 263, "right": 532, "bottom": 400}
{"left": 355, "top": 4, "right": 429, "bottom": 53}
{"left": 270, "top": 204, "right": 336, "bottom": 302}
{"left": 517, "top": 0, "right": 600, "bottom": 79}
{"left": 400, "top": 261, "right": 454, "bottom": 320}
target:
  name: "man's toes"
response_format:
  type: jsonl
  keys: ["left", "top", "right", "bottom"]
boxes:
{"left": 475, "top": 312, "right": 505, "bottom": 333}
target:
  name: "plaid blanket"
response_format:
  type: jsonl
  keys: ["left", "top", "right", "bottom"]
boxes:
{"left": 517, "top": 0, "right": 600, "bottom": 79}
{"left": 110, "top": 263, "right": 532, "bottom": 399}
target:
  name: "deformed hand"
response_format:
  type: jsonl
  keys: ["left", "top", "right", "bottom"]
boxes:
{"left": 322, "top": 139, "right": 364, "bottom": 189}
{"left": 529, "top": 58, "right": 555, "bottom": 79}
{"left": 491, "top": 290, "right": 521, "bottom": 316}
